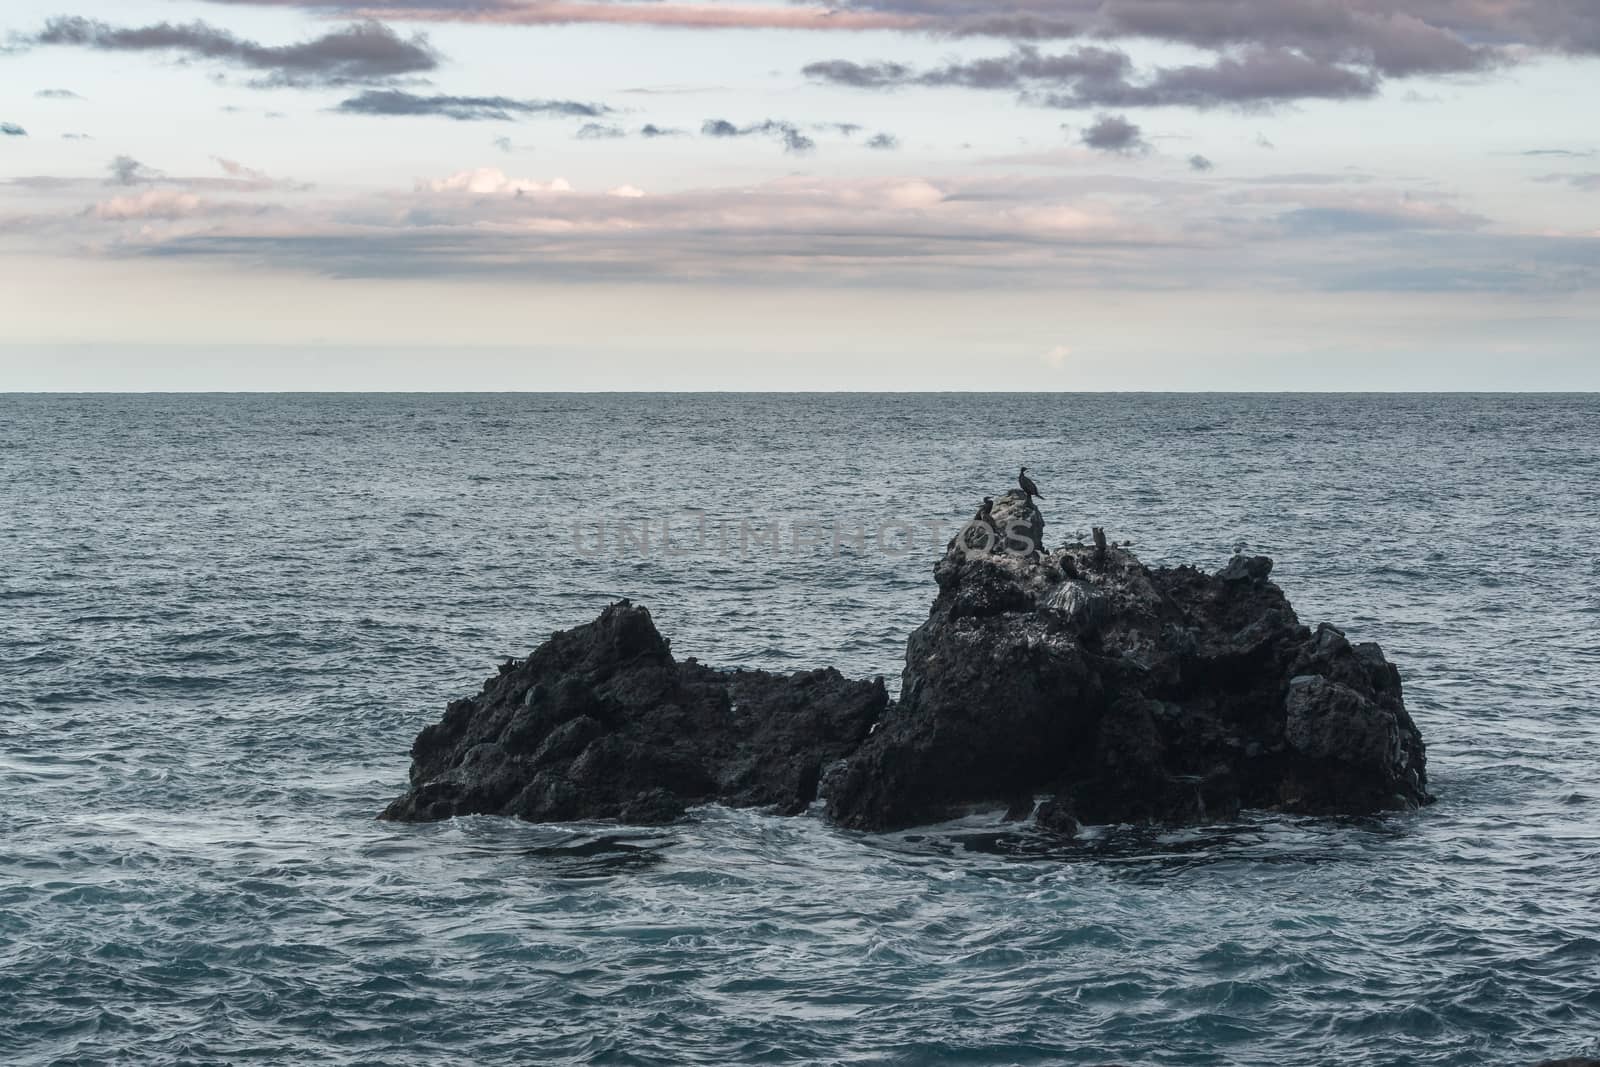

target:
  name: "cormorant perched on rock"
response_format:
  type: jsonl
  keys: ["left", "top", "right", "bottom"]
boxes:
{"left": 1018, "top": 466, "right": 1042, "bottom": 500}
{"left": 975, "top": 496, "right": 995, "bottom": 524}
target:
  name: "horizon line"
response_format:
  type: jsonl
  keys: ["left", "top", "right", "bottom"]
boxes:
{"left": 5, "top": 389, "right": 1600, "bottom": 397}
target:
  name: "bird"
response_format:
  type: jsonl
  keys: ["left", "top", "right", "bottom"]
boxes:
{"left": 1018, "top": 466, "right": 1042, "bottom": 500}
{"left": 975, "top": 496, "right": 995, "bottom": 523}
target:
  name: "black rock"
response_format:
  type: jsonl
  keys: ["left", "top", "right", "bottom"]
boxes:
{"left": 824, "top": 509, "right": 1430, "bottom": 831}
{"left": 383, "top": 496, "right": 1431, "bottom": 833}
{"left": 380, "top": 601, "right": 886, "bottom": 824}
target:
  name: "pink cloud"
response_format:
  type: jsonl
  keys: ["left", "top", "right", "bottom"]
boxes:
{"left": 351, "top": 1, "right": 923, "bottom": 32}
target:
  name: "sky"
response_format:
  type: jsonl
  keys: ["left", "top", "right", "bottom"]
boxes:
{"left": 1, "top": 0, "right": 1598, "bottom": 390}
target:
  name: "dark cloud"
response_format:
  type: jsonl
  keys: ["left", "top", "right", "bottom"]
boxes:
{"left": 789, "top": 1, "right": 1600, "bottom": 111}
{"left": 177, "top": 0, "right": 1600, "bottom": 74}
{"left": 779, "top": 126, "right": 817, "bottom": 153}
{"left": 36, "top": 88, "right": 83, "bottom": 99}
{"left": 335, "top": 90, "right": 608, "bottom": 121}
{"left": 867, "top": 132, "right": 900, "bottom": 150}
{"left": 492, "top": 136, "right": 514, "bottom": 153}
{"left": 1079, "top": 114, "right": 1147, "bottom": 154}
{"left": 1522, "top": 148, "right": 1596, "bottom": 158}
{"left": 922, "top": 45, "right": 1132, "bottom": 89}
{"left": 833, "top": 0, "right": 1581, "bottom": 64}
{"left": 800, "top": 59, "right": 912, "bottom": 88}
{"left": 1189, "top": 154, "right": 1215, "bottom": 172}
{"left": 806, "top": 46, "right": 1126, "bottom": 91}
{"left": 639, "top": 123, "right": 685, "bottom": 138}
{"left": 942, "top": 12, "right": 1084, "bottom": 40}
{"left": 2, "top": 122, "right": 27, "bottom": 137}
{"left": 1048, "top": 47, "right": 1378, "bottom": 108}
{"left": 108, "top": 155, "right": 159, "bottom": 184}
{"left": 1076, "top": 0, "right": 1495, "bottom": 76}
{"left": 700, "top": 118, "right": 815, "bottom": 152}
{"left": 576, "top": 122, "right": 626, "bottom": 139}
{"left": 809, "top": 44, "right": 1379, "bottom": 109}
{"left": 30, "top": 17, "right": 437, "bottom": 87}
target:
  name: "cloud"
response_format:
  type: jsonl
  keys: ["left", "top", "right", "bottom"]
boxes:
{"left": 808, "top": 44, "right": 1382, "bottom": 110}
{"left": 89, "top": 154, "right": 307, "bottom": 193}
{"left": 926, "top": 45, "right": 1133, "bottom": 90}
{"left": 1062, "top": 1, "right": 1497, "bottom": 75}
{"left": 639, "top": 123, "right": 685, "bottom": 138}
{"left": 29, "top": 17, "right": 438, "bottom": 87}
{"left": 804, "top": 47, "right": 1125, "bottom": 91}
{"left": 201, "top": 0, "right": 923, "bottom": 33}
{"left": 1052, "top": 48, "right": 1379, "bottom": 109}
{"left": 1042, "top": 344, "right": 1072, "bottom": 368}
{"left": 210, "top": 156, "right": 311, "bottom": 191}
{"left": 335, "top": 90, "right": 608, "bottom": 120}
{"left": 800, "top": 59, "right": 913, "bottom": 88}
{"left": 109, "top": 155, "right": 160, "bottom": 185}
{"left": 700, "top": 118, "right": 816, "bottom": 152}
{"left": 63, "top": 133, "right": 93, "bottom": 141}
{"left": 421, "top": 168, "right": 572, "bottom": 195}
{"left": 105, "top": 172, "right": 1165, "bottom": 284}
{"left": 783, "top": 2, "right": 1600, "bottom": 112}
{"left": 2, "top": 123, "right": 26, "bottom": 137}
{"left": 28, "top": 164, "right": 1591, "bottom": 297}
{"left": 1535, "top": 173, "right": 1600, "bottom": 192}
{"left": 780, "top": 128, "right": 817, "bottom": 153}
{"left": 190, "top": 0, "right": 1600, "bottom": 73}
{"left": 35, "top": 88, "right": 83, "bottom": 99}
{"left": 215, "top": 157, "right": 269, "bottom": 182}
{"left": 576, "top": 122, "right": 626, "bottom": 139}
{"left": 1271, "top": 191, "right": 1488, "bottom": 235}
{"left": 1522, "top": 148, "right": 1596, "bottom": 159}
{"left": 1189, "top": 154, "right": 1215, "bottom": 172}
{"left": 867, "top": 132, "right": 900, "bottom": 150}
{"left": 90, "top": 188, "right": 273, "bottom": 221}
{"left": 1079, "top": 114, "right": 1147, "bottom": 154}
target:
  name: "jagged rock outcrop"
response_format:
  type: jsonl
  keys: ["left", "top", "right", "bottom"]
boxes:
{"left": 381, "top": 601, "right": 886, "bottom": 824}
{"left": 824, "top": 493, "right": 1429, "bottom": 831}
{"left": 383, "top": 492, "right": 1430, "bottom": 833}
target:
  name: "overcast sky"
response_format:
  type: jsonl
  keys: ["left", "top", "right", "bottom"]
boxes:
{"left": 2, "top": 0, "right": 1598, "bottom": 390}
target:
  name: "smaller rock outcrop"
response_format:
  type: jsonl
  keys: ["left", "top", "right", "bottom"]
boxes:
{"left": 381, "top": 602, "right": 886, "bottom": 825}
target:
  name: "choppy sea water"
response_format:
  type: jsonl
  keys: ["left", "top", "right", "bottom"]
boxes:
{"left": 2, "top": 393, "right": 1598, "bottom": 1067}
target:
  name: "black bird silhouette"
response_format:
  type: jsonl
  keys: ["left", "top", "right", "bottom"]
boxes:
{"left": 975, "top": 496, "right": 994, "bottom": 522}
{"left": 1018, "top": 466, "right": 1042, "bottom": 500}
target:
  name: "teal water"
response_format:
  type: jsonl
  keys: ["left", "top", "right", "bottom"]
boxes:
{"left": 2, "top": 393, "right": 1597, "bottom": 1065}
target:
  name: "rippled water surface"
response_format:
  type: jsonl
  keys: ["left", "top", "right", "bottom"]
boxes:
{"left": 3, "top": 393, "right": 1598, "bottom": 1066}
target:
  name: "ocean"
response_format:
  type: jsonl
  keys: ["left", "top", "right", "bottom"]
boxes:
{"left": 2, "top": 393, "right": 1597, "bottom": 1066}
